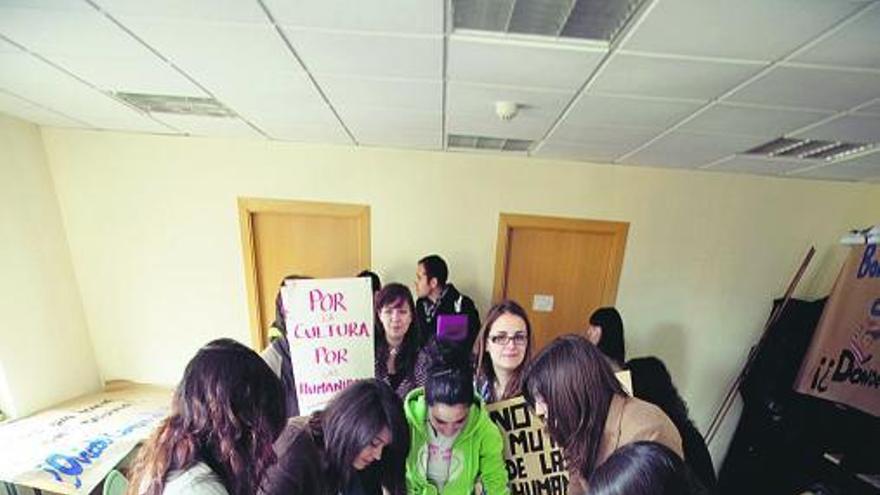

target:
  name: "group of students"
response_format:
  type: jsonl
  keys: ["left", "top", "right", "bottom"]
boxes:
{"left": 125, "top": 255, "right": 716, "bottom": 495}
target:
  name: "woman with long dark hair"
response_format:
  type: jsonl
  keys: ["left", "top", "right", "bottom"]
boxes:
{"left": 474, "top": 299, "right": 533, "bottom": 403}
{"left": 128, "top": 339, "right": 286, "bottom": 495}
{"left": 586, "top": 306, "right": 626, "bottom": 367}
{"left": 261, "top": 379, "right": 410, "bottom": 495}
{"left": 522, "top": 335, "right": 682, "bottom": 495}
{"left": 589, "top": 441, "right": 706, "bottom": 495}
{"left": 404, "top": 364, "right": 509, "bottom": 495}
{"left": 374, "top": 283, "right": 430, "bottom": 397}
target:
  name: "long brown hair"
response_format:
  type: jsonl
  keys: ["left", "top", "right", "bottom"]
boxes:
{"left": 522, "top": 334, "right": 625, "bottom": 479}
{"left": 374, "top": 283, "right": 421, "bottom": 378}
{"left": 474, "top": 299, "right": 533, "bottom": 402}
{"left": 127, "top": 339, "right": 285, "bottom": 495}
{"left": 312, "top": 379, "right": 410, "bottom": 495}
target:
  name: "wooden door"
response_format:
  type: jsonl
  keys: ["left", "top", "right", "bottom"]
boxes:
{"left": 239, "top": 198, "right": 370, "bottom": 350}
{"left": 493, "top": 214, "right": 628, "bottom": 352}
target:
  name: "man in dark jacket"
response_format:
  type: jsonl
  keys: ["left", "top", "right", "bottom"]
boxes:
{"left": 414, "top": 254, "right": 481, "bottom": 355}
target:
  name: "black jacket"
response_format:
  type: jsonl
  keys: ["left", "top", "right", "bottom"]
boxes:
{"left": 415, "top": 283, "right": 481, "bottom": 355}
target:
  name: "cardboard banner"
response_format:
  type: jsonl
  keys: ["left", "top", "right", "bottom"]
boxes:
{"left": 795, "top": 244, "right": 880, "bottom": 417}
{"left": 282, "top": 277, "right": 374, "bottom": 415}
{"left": 0, "top": 382, "right": 171, "bottom": 494}
{"left": 486, "top": 396, "right": 568, "bottom": 495}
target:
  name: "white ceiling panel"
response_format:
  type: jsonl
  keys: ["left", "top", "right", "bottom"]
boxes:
{"left": 857, "top": 100, "right": 880, "bottom": 115}
{"left": 726, "top": 65, "right": 880, "bottom": 111}
{"left": 94, "top": 0, "right": 268, "bottom": 23}
{"left": 546, "top": 124, "right": 659, "bottom": 151}
{"left": 562, "top": 94, "right": 703, "bottom": 129}
{"left": 209, "top": 70, "right": 325, "bottom": 119}
{"left": 621, "top": 132, "right": 765, "bottom": 168}
{"left": 706, "top": 156, "right": 808, "bottom": 176}
{"left": 0, "top": 1, "right": 91, "bottom": 12}
{"left": 793, "top": 5, "right": 880, "bottom": 69}
{"left": 49, "top": 55, "right": 203, "bottom": 95}
{"left": 151, "top": 114, "right": 261, "bottom": 138}
{"left": 448, "top": 35, "right": 606, "bottom": 90}
{"left": 793, "top": 114, "right": 880, "bottom": 143}
{"left": 0, "top": 51, "right": 172, "bottom": 133}
{"left": 789, "top": 152, "right": 880, "bottom": 181}
{"left": 0, "top": 7, "right": 150, "bottom": 57}
{"left": 678, "top": 103, "right": 830, "bottom": 138}
{"left": 286, "top": 29, "right": 442, "bottom": 79}
{"left": 118, "top": 19, "right": 302, "bottom": 81}
{"left": 319, "top": 76, "right": 441, "bottom": 112}
{"left": 340, "top": 107, "right": 441, "bottom": 137}
{"left": 535, "top": 141, "right": 627, "bottom": 163}
{"left": 591, "top": 53, "right": 763, "bottom": 101}
{"left": 264, "top": 0, "right": 443, "bottom": 34}
{"left": 623, "top": 0, "right": 864, "bottom": 61}
{"left": 447, "top": 82, "right": 572, "bottom": 140}
{"left": 357, "top": 131, "right": 442, "bottom": 150}
{"left": 256, "top": 121, "right": 351, "bottom": 144}
{"left": 0, "top": 89, "right": 89, "bottom": 128}
{"left": 447, "top": 111, "right": 551, "bottom": 141}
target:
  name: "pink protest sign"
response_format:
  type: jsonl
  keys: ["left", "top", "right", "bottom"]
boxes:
{"left": 282, "top": 277, "right": 375, "bottom": 414}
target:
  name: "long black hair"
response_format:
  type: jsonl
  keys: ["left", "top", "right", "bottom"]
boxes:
{"left": 588, "top": 441, "right": 704, "bottom": 495}
{"left": 589, "top": 307, "right": 626, "bottom": 365}
{"left": 314, "top": 379, "right": 410, "bottom": 495}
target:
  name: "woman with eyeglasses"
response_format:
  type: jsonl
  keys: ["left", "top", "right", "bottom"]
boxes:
{"left": 474, "top": 300, "right": 533, "bottom": 404}
{"left": 374, "top": 283, "right": 431, "bottom": 398}
{"left": 403, "top": 363, "right": 509, "bottom": 495}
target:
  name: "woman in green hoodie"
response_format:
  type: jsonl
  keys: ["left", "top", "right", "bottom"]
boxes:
{"left": 403, "top": 364, "right": 509, "bottom": 495}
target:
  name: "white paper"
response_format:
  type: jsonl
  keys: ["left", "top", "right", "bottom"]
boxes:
{"left": 532, "top": 294, "right": 554, "bottom": 312}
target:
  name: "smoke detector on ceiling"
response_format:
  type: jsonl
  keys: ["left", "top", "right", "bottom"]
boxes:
{"left": 495, "top": 101, "right": 519, "bottom": 121}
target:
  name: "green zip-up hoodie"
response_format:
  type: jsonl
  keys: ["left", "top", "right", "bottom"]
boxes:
{"left": 403, "top": 388, "right": 510, "bottom": 495}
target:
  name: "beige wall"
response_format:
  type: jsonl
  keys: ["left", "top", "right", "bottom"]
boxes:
{"left": 41, "top": 128, "right": 878, "bottom": 442}
{"left": 0, "top": 115, "right": 100, "bottom": 418}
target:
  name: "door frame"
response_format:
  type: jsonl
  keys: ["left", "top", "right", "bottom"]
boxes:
{"left": 238, "top": 197, "right": 371, "bottom": 350}
{"left": 492, "top": 213, "right": 629, "bottom": 305}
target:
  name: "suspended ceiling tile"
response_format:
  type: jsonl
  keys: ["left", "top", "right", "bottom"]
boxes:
{"left": 535, "top": 140, "right": 631, "bottom": 163}
{"left": 318, "top": 76, "right": 442, "bottom": 112}
{"left": 340, "top": 107, "right": 441, "bottom": 136}
{"left": 547, "top": 123, "right": 659, "bottom": 150}
{"left": 264, "top": 0, "right": 443, "bottom": 34}
{"left": 209, "top": 70, "right": 326, "bottom": 119}
{"left": 856, "top": 101, "right": 880, "bottom": 115}
{"left": 448, "top": 35, "right": 606, "bottom": 90}
{"left": 793, "top": 5, "right": 880, "bottom": 70}
{"left": 0, "top": 89, "right": 90, "bottom": 128}
{"left": 678, "top": 103, "right": 831, "bottom": 138}
{"left": 562, "top": 94, "right": 703, "bottom": 129}
{"left": 93, "top": 0, "right": 268, "bottom": 23}
{"left": 0, "top": 7, "right": 150, "bottom": 58}
{"left": 150, "top": 114, "right": 261, "bottom": 138}
{"left": 621, "top": 132, "right": 765, "bottom": 168}
{"left": 591, "top": 53, "right": 763, "bottom": 101}
{"left": 789, "top": 152, "right": 880, "bottom": 181}
{"left": 706, "top": 156, "right": 807, "bottom": 176}
{"left": 357, "top": 131, "right": 443, "bottom": 150}
{"left": 623, "top": 0, "right": 863, "bottom": 61}
{"left": 726, "top": 65, "right": 880, "bottom": 112}
{"left": 0, "top": 1, "right": 91, "bottom": 12}
{"left": 285, "top": 29, "right": 442, "bottom": 79}
{"left": 447, "top": 110, "right": 552, "bottom": 141}
{"left": 0, "top": 52, "right": 171, "bottom": 133}
{"left": 49, "top": 55, "right": 203, "bottom": 96}
{"left": 258, "top": 121, "right": 351, "bottom": 144}
{"left": 448, "top": 82, "right": 571, "bottom": 120}
{"left": 793, "top": 114, "right": 880, "bottom": 143}
{"left": 118, "top": 19, "right": 302, "bottom": 81}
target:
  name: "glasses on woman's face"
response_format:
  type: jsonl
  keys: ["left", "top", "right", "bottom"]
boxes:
{"left": 488, "top": 333, "right": 528, "bottom": 346}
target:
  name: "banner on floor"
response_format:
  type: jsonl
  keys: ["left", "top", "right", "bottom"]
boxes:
{"left": 795, "top": 243, "right": 880, "bottom": 417}
{"left": 0, "top": 383, "right": 170, "bottom": 494}
{"left": 282, "top": 277, "right": 374, "bottom": 414}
